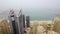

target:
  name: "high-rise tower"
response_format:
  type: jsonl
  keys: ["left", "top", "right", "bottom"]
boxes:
{"left": 23, "top": 15, "right": 25, "bottom": 28}
{"left": 26, "top": 16, "right": 30, "bottom": 27}
{"left": 18, "top": 9, "right": 24, "bottom": 34}
{"left": 8, "top": 10, "right": 19, "bottom": 34}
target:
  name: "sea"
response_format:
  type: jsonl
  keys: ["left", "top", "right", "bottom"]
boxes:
{"left": 0, "top": 8, "right": 60, "bottom": 21}
{"left": 23, "top": 9, "right": 60, "bottom": 21}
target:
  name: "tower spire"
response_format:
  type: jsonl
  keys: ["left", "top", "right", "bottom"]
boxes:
{"left": 18, "top": 8, "right": 23, "bottom": 16}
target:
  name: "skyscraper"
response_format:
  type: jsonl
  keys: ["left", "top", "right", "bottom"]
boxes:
{"left": 26, "top": 16, "right": 30, "bottom": 27}
{"left": 23, "top": 15, "right": 25, "bottom": 28}
{"left": 8, "top": 10, "right": 19, "bottom": 34}
{"left": 18, "top": 9, "right": 24, "bottom": 34}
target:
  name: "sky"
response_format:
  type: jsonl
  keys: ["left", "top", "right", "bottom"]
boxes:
{"left": 0, "top": 0, "right": 60, "bottom": 11}
{"left": 0, "top": 0, "right": 60, "bottom": 20}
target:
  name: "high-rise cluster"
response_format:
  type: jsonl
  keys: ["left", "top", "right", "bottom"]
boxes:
{"left": 0, "top": 9, "right": 30, "bottom": 34}
{"left": 8, "top": 9, "right": 30, "bottom": 34}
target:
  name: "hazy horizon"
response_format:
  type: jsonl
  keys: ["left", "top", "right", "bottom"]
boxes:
{"left": 0, "top": 0, "right": 60, "bottom": 20}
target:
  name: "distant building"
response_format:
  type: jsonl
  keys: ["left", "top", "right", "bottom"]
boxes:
{"left": 26, "top": 16, "right": 30, "bottom": 27}
{"left": 53, "top": 18, "right": 60, "bottom": 34}
{"left": 18, "top": 9, "right": 24, "bottom": 34}
{"left": 8, "top": 10, "right": 19, "bottom": 34}
{"left": 22, "top": 15, "right": 25, "bottom": 28}
{"left": 32, "top": 21, "right": 38, "bottom": 34}
{"left": 0, "top": 18, "right": 11, "bottom": 34}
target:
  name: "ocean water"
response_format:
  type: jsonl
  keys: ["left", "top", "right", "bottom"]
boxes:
{"left": 0, "top": 8, "right": 60, "bottom": 21}
{"left": 23, "top": 8, "right": 60, "bottom": 21}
